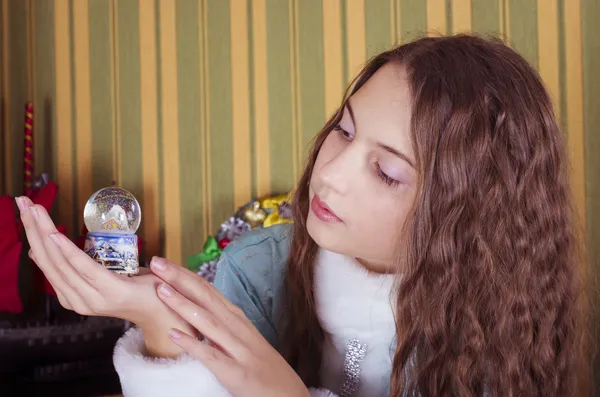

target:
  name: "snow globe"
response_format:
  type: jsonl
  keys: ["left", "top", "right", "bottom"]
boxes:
{"left": 82, "top": 187, "right": 141, "bottom": 275}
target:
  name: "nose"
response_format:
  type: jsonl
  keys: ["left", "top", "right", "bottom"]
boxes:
{"left": 317, "top": 145, "right": 359, "bottom": 196}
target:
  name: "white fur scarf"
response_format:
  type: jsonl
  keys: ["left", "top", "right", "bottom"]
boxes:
{"left": 314, "top": 249, "right": 397, "bottom": 397}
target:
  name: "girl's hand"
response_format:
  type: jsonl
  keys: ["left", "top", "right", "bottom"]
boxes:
{"left": 16, "top": 196, "right": 195, "bottom": 356}
{"left": 149, "top": 258, "right": 310, "bottom": 397}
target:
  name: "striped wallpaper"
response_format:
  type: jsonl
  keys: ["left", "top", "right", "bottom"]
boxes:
{"left": 0, "top": 0, "right": 599, "bottom": 393}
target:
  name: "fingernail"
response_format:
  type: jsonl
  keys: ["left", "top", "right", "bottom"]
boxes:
{"left": 151, "top": 257, "right": 167, "bottom": 271}
{"left": 158, "top": 283, "right": 173, "bottom": 297}
{"left": 169, "top": 329, "right": 182, "bottom": 340}
{"left": 15, "top": 197, "right": 25, "bottom": 212}
{"left": 49, "top": 233, "right": 62, "bottom": 245}
{"left": 29, "top": 206, "right": 38, "bottom": 221}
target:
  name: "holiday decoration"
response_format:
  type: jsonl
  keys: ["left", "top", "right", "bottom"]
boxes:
{"left": 82, "top": 187, "right": 141, "bottom": 275}
{"left": 23, "top": 103, "right": 34, "bottom": 190}
{"left": 241, "top": 201, "right": 267, "bottom": 228}
{"left": 188, "top": 192, "right": 293, "bottom": 283}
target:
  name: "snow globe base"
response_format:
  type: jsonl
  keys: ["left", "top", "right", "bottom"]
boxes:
{"left": 83, "top": 232, "right": 139, "bottom": 275}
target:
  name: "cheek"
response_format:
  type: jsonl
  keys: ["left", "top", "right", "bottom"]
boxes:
{"left": 354, "top": 193, "right": 413, "bottom": 255}
{"left": 311, "top": 133, "right": 337, "bottom": 176}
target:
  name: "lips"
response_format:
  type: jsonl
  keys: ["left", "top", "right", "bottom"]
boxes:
{"left": 311, "top": 195, "right": 342, "bottom": 223}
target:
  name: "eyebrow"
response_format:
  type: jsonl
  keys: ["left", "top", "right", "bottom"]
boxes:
{"left": 345, "top": 101, "right": 415, "bottom": 168}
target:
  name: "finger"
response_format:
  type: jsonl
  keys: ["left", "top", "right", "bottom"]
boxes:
{"left": 29, "top": 203, "right": 106, "bottom": 302}
{"left": 168, "top": 328, "right": 239, "bottom": 379}
{"left": 18, "top": 198, "right": 88, "bottom": 312}
{"left": 29, "top": 249, "right": 73, "bottom": 310}
{"left": 150, "top": 257, "right": 244, "bottom": 318}
{"left": 157, "top": 283, "right": 248, "bottom": 359}
{"left": 32, "top": 200, "right": 116, "bottom": 287}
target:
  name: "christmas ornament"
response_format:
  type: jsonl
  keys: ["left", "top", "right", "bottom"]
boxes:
{"left": 188, "top": 236, "right": 222, "bottom": 271}
{"left": 218, "top": 238, "right": 231, "bottom": 249}
{"left": 260, "top": 194, "right": 293, "bottom": 227}
{"left": 242, "top": 201, "right": 266, "bottom": 228}
{"left": 217, "top": 217, "right": 251, "bottom": 241}
{"left": 23, "top": 103, "right": 34, "bottom": 190}
{"left": 197, "top": 260, "right": 219, "bottom": 282}
{"left": 188, "top": 192, "right": 293, "bottom": 282}
{"left": 82, "top": 187, "right": 141, "bottom": 275}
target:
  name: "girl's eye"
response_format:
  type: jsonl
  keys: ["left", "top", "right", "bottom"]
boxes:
{"left": 375, "top": 164, "right": 400, "bottom": 187}
{"left": 333, "top": 125, "right": 353, "bottom": 141}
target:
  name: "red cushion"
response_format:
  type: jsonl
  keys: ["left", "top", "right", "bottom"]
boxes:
{"left": 0, "top": 242, "right": 24, "bottom": 313}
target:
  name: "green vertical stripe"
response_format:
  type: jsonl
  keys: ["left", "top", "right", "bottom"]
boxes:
{"left": 89, "top": 0, "right": 114, "bottom": 192}
{"left": 471, "top": 0, "right": 500, "bottom": 35}
{"left": 115, "top": 1, "right": 143, "bottom": 199}
{"left": 8, "top": 0, "right": 29, "bottom": 196}
{"left": 155, "top": 0, "right": 165, "bottom": 257}
{"left": 582, "top": 0, "right": 600, "bottom": 393}
{"left": 340, "top": 0, "right": 349, "bottom": 84}
{"left": 508, "top": 0, "right": 538, "bottom": 69}
{"left": 446, "top": 0, "right": 453, "bottom": 34}
{"left": 176, "top": 0, "right": 205, "bottom": 262}
{"left": 365, "top": 0, "right": 392, "bottom": 58}
{"left": 298, "top": 0, "right": 325, "bottom": 164}
{"left": 266, "top": 0, "right": 294, "bottom": 195}
{"left": 206, "top": 0, "right": 234, "bottom": 232}
{"left": 34, "top": 0, "right": 56, "bottom": 187}
{"left": 400, "top": 0, "right": 427, "bottom": 42}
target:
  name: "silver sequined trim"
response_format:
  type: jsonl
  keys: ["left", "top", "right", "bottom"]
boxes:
{"left": 339, "top": 338, "right": 367, "bottom": 397}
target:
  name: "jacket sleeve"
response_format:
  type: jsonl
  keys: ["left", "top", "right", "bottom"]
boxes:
{"left": 113, "top": 327, "right": 338, "bottom": 397}
{"left": 113, "top": 326, "right": 232, "bottom": 397}
{"left": 113, "top": 228, "right": 338, "bottom": 397}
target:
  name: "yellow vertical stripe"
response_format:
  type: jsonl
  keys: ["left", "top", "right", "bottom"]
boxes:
{"left": 452, "top": 0, "right": 472, "bottom": 33}
{"left": 73, "top": 0, "right": 93, "bottom": 212}
{"left": 109, "top": 0, "right": 119, "bottom": 184}
{"left": 427, "top": 0, "right": 447, "bottom": 35}
{"left": 139, "top": 0, "right": 160, "bottom": 257}
{"left": 323, "top": 0, "right": 343, "bottom": 117}
{"left": 537, "top": 0, "right": 560, "bottom": 119}
{"left": 346, "top": 0, "right": 366, "bottom": 81}
{"left": 230, "top": 0, "right": 251, "bottom": 208}
{"left": 252, "top": 0, "right": 270, "bottom": 198}
{"left": 564, "top": 0, "right": 586, "bottom": 232}
{"left": 54, "top": 0, "right": 73, "bottom": 233}
{"left": 289, "top": 0, "right": 298, "bottom": 182}
{"left": 159, "top": 0, "right": 181, "bottom": 263}
{"left": 2, "top": 0, "right": 10, "bottom": 194}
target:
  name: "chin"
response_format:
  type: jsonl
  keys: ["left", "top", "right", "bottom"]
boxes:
{"left": 306, "top": 211, "right": 346, "bottom": 254}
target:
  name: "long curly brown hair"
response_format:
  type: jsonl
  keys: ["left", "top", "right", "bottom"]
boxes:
{"left": 280, "top": 35, "right": 589, "bottom": 396}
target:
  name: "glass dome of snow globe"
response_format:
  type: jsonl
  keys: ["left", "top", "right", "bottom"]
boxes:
{"left": 83, "top": 187, "right": 141, "bottom": 235}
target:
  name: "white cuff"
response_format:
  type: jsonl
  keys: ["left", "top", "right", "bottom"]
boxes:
{"left": 113, "top": 327, "right": 232, "bottom": 397}
{"left": 309, "top": 388, "right": 339, "bottom": 397}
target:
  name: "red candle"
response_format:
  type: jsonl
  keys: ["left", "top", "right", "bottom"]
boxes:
{"left": 24, "top": 103, "right": 33, "bottom": 190}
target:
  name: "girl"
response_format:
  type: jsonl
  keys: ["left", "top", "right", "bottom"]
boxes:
{"left": 17, "top": 34, "right": 585, "bottom": 397}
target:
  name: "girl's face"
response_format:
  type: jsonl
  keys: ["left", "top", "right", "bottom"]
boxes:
{"left": 307, "top": 63, "right": 417, "bottom": 273}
